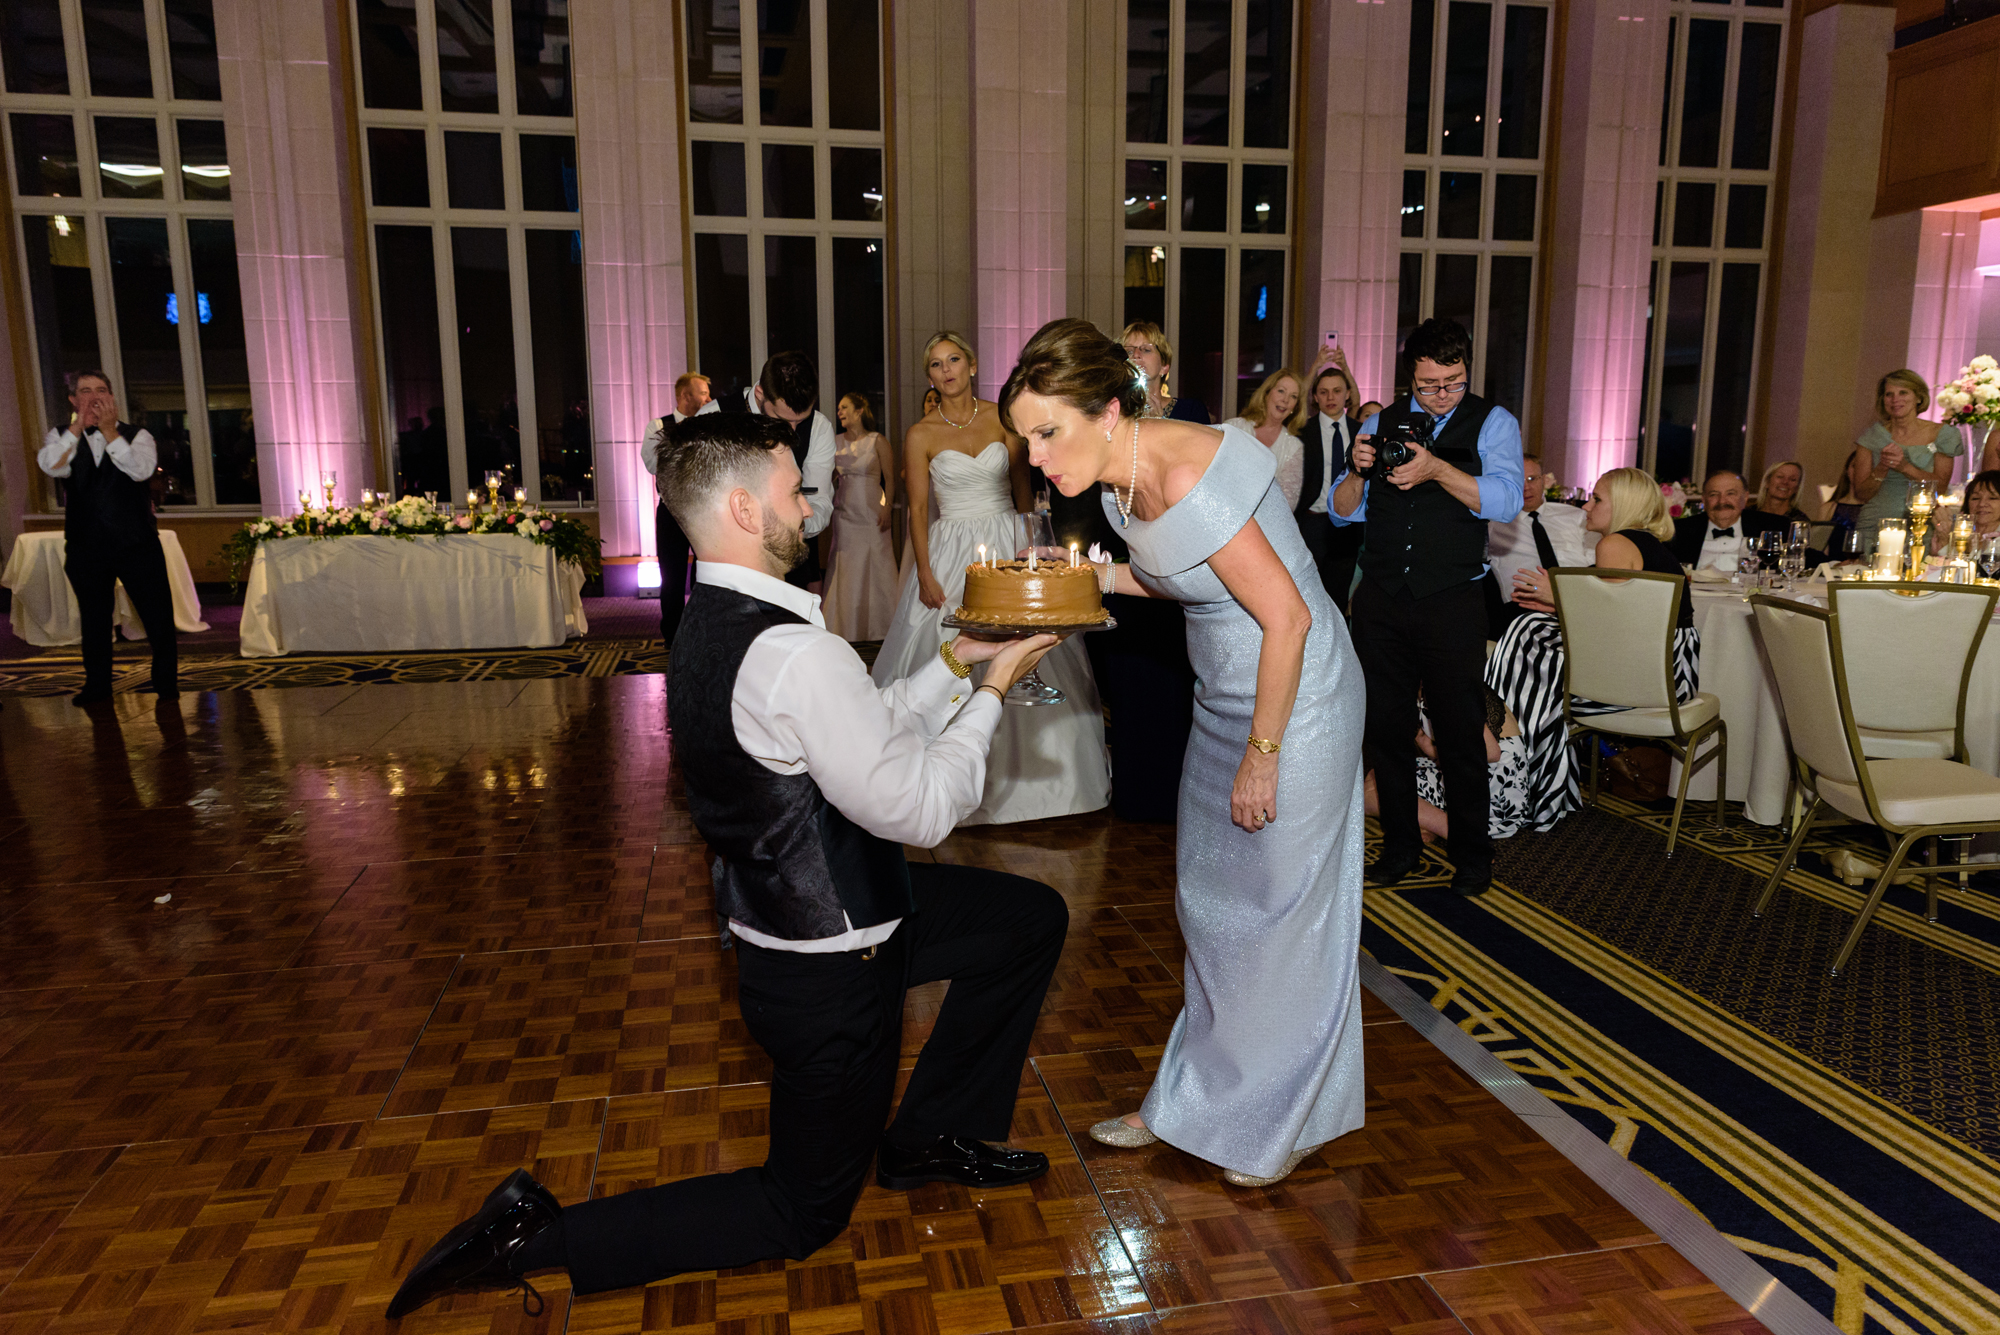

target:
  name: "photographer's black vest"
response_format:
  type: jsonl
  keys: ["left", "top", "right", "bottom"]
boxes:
{"left": 63, "top": 423, "right": 156, "bottom": 552}
{"left": 667, "top": 582, "right": 913, "bottom": 942}
{"left": 1357, "top": 395, "right": 1497, "bottom": 600}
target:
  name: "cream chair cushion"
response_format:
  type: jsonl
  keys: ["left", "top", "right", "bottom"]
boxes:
{"left": 1578, "top": 692, "right": 1720, "bottom": 739}
{"left": 1857, "top": 727, "right": 1955, "bottom": 760}
{"left": 1816, "top": 759, "right": 2000, "bottom": 828}
{"left": 1554, "top": 573, "right": 1680, "bottom": 710}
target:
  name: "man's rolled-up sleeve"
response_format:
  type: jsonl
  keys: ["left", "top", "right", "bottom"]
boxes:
{"left": 1471, "top": 409, "right": 1524, "bottom": 523}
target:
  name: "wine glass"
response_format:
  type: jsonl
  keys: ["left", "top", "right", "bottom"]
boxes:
{"left": 1736, "top": 552, "right": 1760, "bottom": 600}
{"left": 1978, "top": 533, "right": 2000, "bottom": 581}
{"left": 1006, "top": 513, "right": 1066, "bottom": 706}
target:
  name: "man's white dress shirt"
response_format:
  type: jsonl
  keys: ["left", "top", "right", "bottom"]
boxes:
{"left": 1696, "top": 524, "right": 1746, "bottom": 572}
{"left": 38, "top": 424, "right": 157, "bottom": 481}
{"left": 691, "top": 393, "right": 836, "bottom": 538}
{"left": 641, "top": 411, "right": 691, "bottom": 503}
{"left": 1487, "top": 500, "right": 1597, "bottom": 601}
{"left": 697, "top": 560, "right": 1002, "bottom": 952}
{"left": 1307, "top": 412, "right": 1348, "bottom": 515}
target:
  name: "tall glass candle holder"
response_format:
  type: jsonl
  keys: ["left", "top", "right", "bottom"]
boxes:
{"left": 1874, "top": 518, "right": 1907, "bottom": 579}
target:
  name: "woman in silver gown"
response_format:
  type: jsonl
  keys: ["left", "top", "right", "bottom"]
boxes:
{"left": 1000, "top": 319, "right": 1368, "bottom": 1187}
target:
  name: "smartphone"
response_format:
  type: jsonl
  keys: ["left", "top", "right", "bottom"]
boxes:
{"left": 1324, "top": 331, "right": 1338, "bottom": 347}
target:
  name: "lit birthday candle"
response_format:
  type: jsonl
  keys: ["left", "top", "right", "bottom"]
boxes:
{"left": 978, "top": 543, "right": 987, "bottom": 567}
{"left": 1069, "top": 542, "right": 1079, "bottom": 567}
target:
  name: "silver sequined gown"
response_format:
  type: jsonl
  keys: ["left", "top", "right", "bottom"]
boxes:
{"left": 1111, "top": 425, "right": 1368, "bottom": 1177}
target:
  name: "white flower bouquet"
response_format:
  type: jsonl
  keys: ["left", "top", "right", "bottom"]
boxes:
{"left": 224, "top": 493, "right": 599, "bottom": 591}
{"left": 1935, "top": 355, "right": 2000, "bottom": 426}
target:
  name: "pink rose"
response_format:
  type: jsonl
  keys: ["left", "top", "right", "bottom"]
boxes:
{"left": 539, "top": 518, "right": 554, "bottom": 531}
{"left": 455, "top": 515, "right": 472, "bottom": 529}
{"left": 1669, "top": 503, "right": 1684, "bottom": 516}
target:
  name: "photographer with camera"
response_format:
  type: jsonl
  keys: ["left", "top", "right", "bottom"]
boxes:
{"left": 1329, "top": 319, "right": 1523, "bottom": 896}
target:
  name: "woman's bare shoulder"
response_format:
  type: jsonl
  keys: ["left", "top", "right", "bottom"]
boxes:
{"left": 1593, "top": 531, "right": 1642, "bottom": 569}
{"left": 1156, "top": 422, "right": 1226, "bottom": 507}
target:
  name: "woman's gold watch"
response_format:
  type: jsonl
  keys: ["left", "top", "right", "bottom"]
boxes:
{"left": 1247, "top": 734, "right": 1281, "bottom": 755}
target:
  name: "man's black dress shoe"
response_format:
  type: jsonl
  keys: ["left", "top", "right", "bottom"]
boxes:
{"left": 387, "top": 1169, "right": 561, "bottom": 1319}
{"left": 1365, "top": 847, "right": 1423, "bottom": 887}
{"left": 70, "top": 687, "right": 112, "bottom": 708}
{"left": 1449, "top": 861, "right": 1492, "bottom": 896}
{"left": 877, "top": 1136, "right": 1049, "bottom": 1190}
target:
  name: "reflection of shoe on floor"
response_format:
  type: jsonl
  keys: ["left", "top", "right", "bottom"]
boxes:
{"left": 386, "top": 1169, "right": 562, "bottom": 1319}
{"left": 875, "top": 1135, "right": 1049, "bottom": 1189}
{"left": 1223, "top": 1141, "right": 1325, "bottom": 1188}
{"left": 71, "top": 686, "right": 113, "bottom": 707}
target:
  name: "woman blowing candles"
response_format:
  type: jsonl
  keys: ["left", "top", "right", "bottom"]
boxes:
{"left": 1851, "top": 370, "right": 1963, "bottom": 548}
{"left": 870, "top": 331, "right": 1108, "bottom": 825}
{"left": 1487, "top": 468, "right": 1700, "bottom": 833}
{"left": 1003, "top": 318, "right": 1367, "bottom": 1188}
{"left": 1225, "top": 369, "right": 1308, "bottom": 509}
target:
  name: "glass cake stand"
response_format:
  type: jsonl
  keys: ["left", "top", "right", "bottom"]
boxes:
{"left": 940, "top": 613, "right": 1117, "bottom": 705}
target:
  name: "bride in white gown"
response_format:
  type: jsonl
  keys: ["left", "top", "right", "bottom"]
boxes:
{"left": 871, "top": 331, "right": 1109, "bottom": 825}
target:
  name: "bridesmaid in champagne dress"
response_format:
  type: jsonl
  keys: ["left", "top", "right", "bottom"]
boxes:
{"left": 822, "top": 393, "right": 900, "bottom": 641}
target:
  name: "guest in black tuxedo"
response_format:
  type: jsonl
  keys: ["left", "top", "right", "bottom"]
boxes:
{"left": 641, "top": 372, "right": 712, "bottom": 642}
{"left": 1669, "top": 469, "right": 1791, "bottom": 570}
{"left": 698, "top": 353, "right": 838, "bottom": 594}
{"left": 389, "top": 414, "right": 1068, "bottom": 1319}
{"left": 35, "top": 370, "right": 176, "bottom": 707}
{"left": 1330, "top": 319, "right": 1524, "bottom": 897}
{"left": 1294, "top": 352, "right": 1363, "bottom": 609}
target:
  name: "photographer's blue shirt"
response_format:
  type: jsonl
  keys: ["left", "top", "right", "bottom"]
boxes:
{"left": 1327, "top": 396, "right": 1525, "bottom": 546}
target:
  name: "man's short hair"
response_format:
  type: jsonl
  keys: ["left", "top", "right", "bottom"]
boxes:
{"left": 758, "top": 351, "right": 818, "bottom": 415}
{"left": 1702, "top": 468, "right": 1744, "bottom": 489}
{"left": 659, "top": 412, "right": 794, "bottom": 535}
{"left": 674, "top": 371, "right": 710, "bottom": 396}
{"left": 1522, "top": 453, "right": 1542, "bottom": 466}
{"left": 1403, "top": 318, "right": 1473, "bottom": 371}
{"left": 65, "top": 369, "right": 112, "bottom": 395}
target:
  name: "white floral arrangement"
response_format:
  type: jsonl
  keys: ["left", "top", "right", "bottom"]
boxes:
{"left": 225, "top": 494, "right": 599, "bottom": 590}
{"left": 1935, "top": 354, "right": 2000, "bottom": 427}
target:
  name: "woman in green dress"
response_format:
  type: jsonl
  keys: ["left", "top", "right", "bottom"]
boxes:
{"left": 1849, "top": 368, "right": 1962, "bottom": 549}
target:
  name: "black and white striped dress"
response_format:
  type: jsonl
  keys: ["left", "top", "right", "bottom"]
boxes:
{"left": 1484, "top": 529, "right": 1700, "bottom": 832}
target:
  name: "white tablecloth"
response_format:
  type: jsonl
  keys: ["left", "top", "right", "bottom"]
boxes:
{"left": 1679, "top": 587, "right": 2000, "bottom": 824}
{"left": 238, "top": 535, "right": 588, "bottom": 657}
{"left": 0, "top": 530, "right": 209, "bottom": 646}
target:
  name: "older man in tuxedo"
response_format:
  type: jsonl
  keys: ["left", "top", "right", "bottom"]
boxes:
{"left": 1670, "top": 469, "right": 1789, "bottom": 570}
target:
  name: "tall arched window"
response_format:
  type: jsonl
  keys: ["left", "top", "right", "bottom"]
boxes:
{"left": 1121, "top": 0, "right": 1296, "bottom": 420}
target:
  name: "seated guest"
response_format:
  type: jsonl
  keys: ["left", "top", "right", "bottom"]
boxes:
{"left": 1937, "top": 468, "right": 2000, "bottom": 554}
{"left": 1754, "top": 459, "right": 1809, "bottom": 523}
{"left": 1669, "top": 468, "right": 1788, "bottom": 569}
{"left": 1363, "top": 686, "right": 1530, "bottom": 841}
{"left": 1485, "top": 453, "right": 1596, "bottom": 638}
{"left": 388, "top": 413, "right": 1068, "bottom": 1319}
{"left": 1225, "top": 368, "right": 1308, "bottom": 508}
{"left": 1487, "top": 467, "right": 1700, "bottom": 833}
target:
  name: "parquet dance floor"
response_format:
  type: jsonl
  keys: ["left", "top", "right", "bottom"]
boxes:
{"left": 0, "top": 679, "right": 1775, "bottom": 1333}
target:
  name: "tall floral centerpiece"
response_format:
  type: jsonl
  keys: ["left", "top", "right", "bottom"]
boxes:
{"left": 1935, "top": 354, "right": 2000, "bottom": 467}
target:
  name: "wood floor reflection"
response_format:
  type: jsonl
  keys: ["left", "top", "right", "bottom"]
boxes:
{"left": 0, "top": 683, "right": 1770, "bottom": 1333}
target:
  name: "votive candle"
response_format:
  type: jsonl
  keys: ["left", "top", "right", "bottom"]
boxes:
{"left": 296, "top": 488, "right": 309, "bottom": 512}
{"left": 514, "top": 487, "right": 526, "bottom": 503}
{"left": 466, "top": 489, "right": 479, "bottom": 509}
{"left": 361, "top": 489, "right": 375, "bottom": 507}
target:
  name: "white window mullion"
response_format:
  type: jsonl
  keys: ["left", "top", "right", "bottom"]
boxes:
{"left": 506, "top": 225, "right": 541, "bottom": 502}
{"left": 433, "top": 221, "right": 471, "bottom": 502}
{"left": 166, "top": 218, "right": 217, "bottom": 506}
{"left": 85, "top": 212, "right": 124, "bottom": 400}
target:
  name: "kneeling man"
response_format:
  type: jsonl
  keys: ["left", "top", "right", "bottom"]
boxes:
{"left": 390, "top": 412, "right": 1067, "bottom": 1317}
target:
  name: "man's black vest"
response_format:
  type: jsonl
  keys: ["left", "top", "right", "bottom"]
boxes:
{"left": 63, "top": 423, "right": 156, "bottom": 551}
{"left": 667, "top": 581, "right": 912, "bottom": 942}
{"left": 1356, "top": 395, "right": 1497, "bottom": 599}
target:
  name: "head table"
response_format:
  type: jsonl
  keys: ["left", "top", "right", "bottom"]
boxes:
{"left": 1674, "top": 584, "right": 2000, "bottom": 825}
{"left": 237, "top": 535, "right": 587, "bottom": 658}
{"left": 1, "top": 530, "right": 209, "bottom": 646}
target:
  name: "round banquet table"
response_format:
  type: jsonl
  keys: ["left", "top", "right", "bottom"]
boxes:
{"left": 0, "top": 530, "right": 209, "bottom": 646}
{"left": 1677, "top": 584, "right": 2000, "bottom": 824}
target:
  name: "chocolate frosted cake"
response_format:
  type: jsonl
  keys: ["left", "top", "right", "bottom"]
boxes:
{"left": 957, "top": 559, "right": 1108, "bottom": 625}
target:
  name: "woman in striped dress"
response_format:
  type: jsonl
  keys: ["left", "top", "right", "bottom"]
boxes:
{"left": 1486, "top": 467, "right": 1700, "bottom": 832}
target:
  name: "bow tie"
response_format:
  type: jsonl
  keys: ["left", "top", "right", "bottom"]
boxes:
{"left": 1711, "top": 527, "right": 1736, "bottom": 539}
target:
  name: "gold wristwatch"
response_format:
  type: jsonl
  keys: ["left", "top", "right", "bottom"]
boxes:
{"left": 1247, "top": 734, "right": 1281, "bottom": 755}
{"left": 939, "top": 640, "right": 974, "bottom": 679}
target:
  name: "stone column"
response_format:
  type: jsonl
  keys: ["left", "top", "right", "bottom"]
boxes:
{"left": 213, "top": 0, "right": 370, "bottom": 512}
{"left": 891, "top": 0, "right": 976, "bottom": 431}
{"left": 1537, "top": 0, "right": 1670, "bottom": 486}
{"left": 1065, "top": 0, "right": 1123, "bottom": 336}
{"left": 572, "top": 0, "right": 692, "bottom": 560}
{"left": 1293, "top": 0, "right": 1412, "bottom": 408}
{"left": 1760, "top": 2, "right": 1897, "bottom": 496}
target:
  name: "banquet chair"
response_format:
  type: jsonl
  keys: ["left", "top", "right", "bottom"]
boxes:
{"left": 1549, "top": 568, "right": 1726, "bottom": 857}
{"left": 1749, "top": 594, "right": 2000, "bottom": 975}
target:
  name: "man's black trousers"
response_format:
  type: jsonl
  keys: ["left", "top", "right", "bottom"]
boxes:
{"left": 556, "top": 863, "right": 1068, "bottom": 1295}
{"left": 655, "top": 500, "right": 691, "bottom": 643}
{"left": 66, "top": 537, "right": 177, "bottom": 693}
{"left": 1351, "top": 576, "right": 1490, "bottom": 868}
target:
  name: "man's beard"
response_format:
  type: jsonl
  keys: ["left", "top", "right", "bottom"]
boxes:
{"left": 762, "top": 513, "right": 807, "bottom": 574}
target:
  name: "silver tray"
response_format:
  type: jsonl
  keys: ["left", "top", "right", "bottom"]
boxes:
{"left": 942, "top": 613, "right": 1118, "bottom": 639}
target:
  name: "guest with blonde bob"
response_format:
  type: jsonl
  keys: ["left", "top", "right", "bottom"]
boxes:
{"left": 1483, "top": 467, "right": 1700, "bottom": 833}
{"left": 1226, "top": 368, "right": 1309, "bottom": 509}
{"left": 1755, "top": 459, "right": 1809, "bottom": 523}
{"left": 1119, "top": 321, "right": 1211, "bottom": 425}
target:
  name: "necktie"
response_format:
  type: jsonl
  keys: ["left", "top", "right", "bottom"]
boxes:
{"left": 1528, "top": 510, "right": 1559, "bottom": 569}
{"left": 1712, "top": 526, "right": 1735, "bottom": 539}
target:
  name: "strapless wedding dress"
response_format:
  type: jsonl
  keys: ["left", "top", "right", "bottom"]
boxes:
{"left": 870, "top": 442, "right": 1109, "bottom": 825}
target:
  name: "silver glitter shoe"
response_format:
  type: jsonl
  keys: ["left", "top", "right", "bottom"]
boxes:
{"left": 1088, "top": 1116, "right": 1159, "bottom": 1148}
{"left": 1222, "top": 1142, "right": 1324, "bottom": 1188}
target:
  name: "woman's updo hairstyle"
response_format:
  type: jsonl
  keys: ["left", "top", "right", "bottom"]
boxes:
{"left": 998, "top": 318, "right": 1147, "bottom": 435}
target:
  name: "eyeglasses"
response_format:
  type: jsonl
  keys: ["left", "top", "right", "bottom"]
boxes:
{"left": 1413, "top": 381, "right": 1468, "bottom": 399}
{"left": 1123, "top": 343, "right": 1156, "bottom": 357}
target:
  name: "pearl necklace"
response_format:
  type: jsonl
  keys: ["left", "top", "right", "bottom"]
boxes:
{"left": 1110, "top": 420, "right": 1141, "bottom": 527}
{"left": 938, "top": 398, "right": 979, "bottom": 428}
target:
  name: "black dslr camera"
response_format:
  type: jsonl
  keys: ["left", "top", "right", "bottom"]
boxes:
{"left": 1357, "top": 414, "right": 1432, "bottom": 481}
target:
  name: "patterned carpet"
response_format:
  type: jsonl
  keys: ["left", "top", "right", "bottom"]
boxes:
{"left": 1362, "top": 798, "right": 2000, "bottom": 1335}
